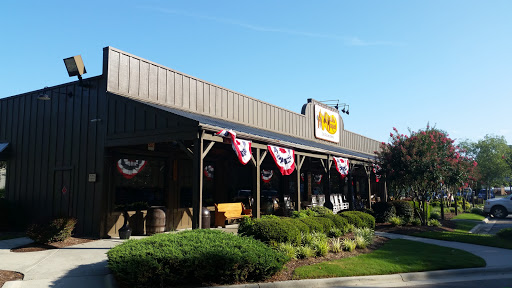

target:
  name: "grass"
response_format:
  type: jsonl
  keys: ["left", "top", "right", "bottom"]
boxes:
{"left": 413, "top": 231, "right": 512, "bottom": 250}
{"left": 293, "top": 239, "right": 485, "bottom": 279}
{"left": 454, "top": 221, "right": 479, "bottom": 232}
{"left": 452, "top": 213, "right": 485, "bottom": 221}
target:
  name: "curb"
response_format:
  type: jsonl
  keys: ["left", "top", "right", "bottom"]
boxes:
{"left": 212, "top": 266, "right": 512, "bottom": 288}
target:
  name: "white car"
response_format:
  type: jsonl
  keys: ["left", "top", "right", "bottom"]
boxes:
{"left": 484, "top": 194, "right": 512, "bottom": 218}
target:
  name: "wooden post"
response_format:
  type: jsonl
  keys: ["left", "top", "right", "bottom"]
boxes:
{"left": 296, "top": 154, "right": 302, "bottom": 211}
{"left": 365, "top": 165, "right": 372, "bottom": 209}
{"left": 191, "top": 130, "right": 204, "bottom": 229}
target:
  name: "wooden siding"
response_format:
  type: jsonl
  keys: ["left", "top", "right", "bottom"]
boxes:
{"left": 0, "top": 77, "right": 106, "bottom": 237}
{"left": 104, "top": 47, "right": 380, "bottom": 157}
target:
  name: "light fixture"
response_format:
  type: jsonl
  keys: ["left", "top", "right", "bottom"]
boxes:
{"left": 37, "top": 87, "right": 50, "bottom": 101}
{"left": 63, "top": 55, "right": 87, "bottom": 85}
{"left": 318, "top": 100, "right": 350, "bottom": 115}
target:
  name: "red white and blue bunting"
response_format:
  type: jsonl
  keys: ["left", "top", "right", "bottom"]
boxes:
{"left": 261, "top": 169, "right": 273, "bottom": 183}
{"left": 267, "top": 145, "right": 295, "bottom": 175}
{"left": 216, "top": 129, "right": 252, "bottom": 165}
{"left": 314, "top": 174, "right": 323, "bottom": 184}
{"left": 333, "top": 156, "right": 349, "bottom": 179}
{"left": 204, "top": 165, "right": 214, "bottom": 180}
{"left": 117, "top": 159, "right": 146, "bottom": 179}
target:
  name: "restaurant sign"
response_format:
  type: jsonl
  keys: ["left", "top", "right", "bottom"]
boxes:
{"left": 314, "top": 104, "right": 340, "bottom": 143}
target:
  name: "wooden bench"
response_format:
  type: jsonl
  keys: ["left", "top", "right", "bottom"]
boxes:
{"left": 214, "top": 202, "right": 252, "bottom": 228}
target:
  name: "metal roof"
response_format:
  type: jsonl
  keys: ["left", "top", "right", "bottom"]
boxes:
{"left": 142, "top": 101, "right": 375, "bottom": 161}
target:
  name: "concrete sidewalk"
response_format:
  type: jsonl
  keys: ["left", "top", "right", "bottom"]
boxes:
{"left": 2, "top": 230, "right": 512, "bottom": 288}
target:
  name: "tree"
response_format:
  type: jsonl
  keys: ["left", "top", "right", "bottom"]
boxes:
{"left": 376, "top": 126, "right": 477, "bottom": 224}
{"left": 460, "top": 135, "right": 510, "bottom": 191}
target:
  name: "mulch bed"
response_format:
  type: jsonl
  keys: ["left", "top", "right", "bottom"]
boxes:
{"left": 10, "top": 237, "right": 96, "bottom": 253}
{"left": 0, "top": 270, "right": 23, "bottom": 287}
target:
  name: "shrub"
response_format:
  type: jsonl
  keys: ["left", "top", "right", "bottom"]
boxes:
{"left": 428, "top": 219, "right": 442, "bottom": 227}
{"left": 107, "top": 230, "right": 289, "bottom": 287}
{"left": 496, "top": 228, "right": 512, "bottom": 241}
{"left": 471, "top": 207, "right": 485, "bottom": 216}
{"left": 296, "top": 245, "right": 316, "bottom": 259}
{"left": 354, "top": 227, "right": 374, "bottom": 245}
{"left": 291, "top": 209, "right": 318, "bottom": 218}
{"left": 313, "top": 217, "right": 335, "bottom": 234}
{"left": 310, "top": 206, "right": 334, "bottom": 215}
{"left": 339, "top": 211, "right": 375, "bottom": 229}
{"left": 411, "top": 218, "right": 421, "bottom": 226}
{"left": 328, "top": 227, "right": 342, "bottom": 238}
{"left": 313, "top": 239, "right": 330, "bottom": 257}
{"left": 389, "top": 216, "right": 403, "bottom": 227}
{"left": 237, "top": 216, "right": 255, "bottom": 236}
{"left": 282, "top": 218, "right": 310, "bottom": 235}
{"left": 323, "top": 214, "right": 349, "bottom": 232}
{"left": 276, "top": 242, "right": 297, "bottom": 259}
{"left": 391, "top": 201, "right": 414, "bottom": 222}
{"left": 299, "top": 217, "right": 324, "bottom": 233}
{"left": 449, "top": 207, "right": 456, "bottom": 213}
{"left": 246, "top": 218, "right": 301, "bottom": 245}
{"left": 330, "top": 238, "right": 342, "bottom": 253}
{"left": 26, "top": 217, "right": 77, "bottom": 244}
{"left": 342, "top": 239, "right": 356, "bottom": 252}
{"left": 372, "top": 202, "right": 396, "bottom": 223}
{"left": 430, "top": 212, "right": 441, "bottom": 220}
{"left": 355, "top": 235, "right": 367, "bottom": 249}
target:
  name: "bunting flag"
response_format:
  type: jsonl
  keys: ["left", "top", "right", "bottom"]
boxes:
{"left": 333, "top": 156, "right": 349, "bottom": 179}
{"left": 373, "top": 163, "right": 382, "bottom": 183}
{"left": 267, "top": 145, "right": 295, "bottom": 175}
{"left": 117, "top": 159, "right": 146, "bottom": 179}
{"left": 216, "top": 129, "right": 252, "bottom": 165}
{"left": 314, "top": 174, "right": 323, "bottom": 184}
{"left": 301, "top": 173, "right": 304, "bottom": 182}
{"left": 261, "top": 169, "right": 273, "bottom": 183}
{"left": 204, "top": 165, "right": 214, "bottom": 180}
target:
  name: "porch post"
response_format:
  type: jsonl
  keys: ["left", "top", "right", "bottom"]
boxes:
{"left": 255, "top": 148, "right": 261, "bottom": 219}
{"left": 365, "top": 165, "right": 372, "bottom": 209}
{"left": 192, "top": 130, "right": 204, "bottom": 229}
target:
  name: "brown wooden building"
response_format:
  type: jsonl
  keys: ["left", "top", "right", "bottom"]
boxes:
{"left": 0, "top": 47, "right": 384, "bottom": 237}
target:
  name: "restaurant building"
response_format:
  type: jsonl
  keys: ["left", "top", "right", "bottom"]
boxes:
{"left": 0, "top": 47, "right": 384, "bottom": 237}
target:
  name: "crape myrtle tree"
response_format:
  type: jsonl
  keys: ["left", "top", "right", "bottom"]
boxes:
{"left": 375, "top": 125, "right": 477, "bottom": 225}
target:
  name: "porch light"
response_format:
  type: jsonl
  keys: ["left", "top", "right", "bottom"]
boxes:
{"left": 63, "top": 55, "right": 87, "bottom": 84}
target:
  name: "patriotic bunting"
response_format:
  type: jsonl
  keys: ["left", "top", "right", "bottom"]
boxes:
{"left": 314, "top": 174, "right": 323, "bottom": 184}
{"left": 204, "top": 165, "right": 214, "bottom": 180}
{"left": 117, "top": 159, "right": 146, "bottom": 179}
{"left": 216, "top": 129, "right": 252, "bottom": 165}
{"left": 333, "top": 156, "right": 349, "bottom": 179}
{"left": 267, "top": 145, "right": 295, "bottom": 175}
{"left": 261, "top": 169, "right": 273, "bottom": 183}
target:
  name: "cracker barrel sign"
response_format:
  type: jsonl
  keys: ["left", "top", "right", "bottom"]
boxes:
{"left": 314, "top": 104, "right": 340, "bottom": 143}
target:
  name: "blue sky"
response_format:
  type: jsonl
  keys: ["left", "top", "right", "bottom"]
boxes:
{"left": 1, "top": 1, "right": 511, "bottom": 144}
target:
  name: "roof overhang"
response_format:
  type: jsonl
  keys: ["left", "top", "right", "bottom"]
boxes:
{"left": 0, "top": 142, "right": 9, "bottom": 160}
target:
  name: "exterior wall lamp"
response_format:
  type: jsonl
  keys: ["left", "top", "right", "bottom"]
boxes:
{"left": 63, "top": 55, "right": 87, "bottom": 85}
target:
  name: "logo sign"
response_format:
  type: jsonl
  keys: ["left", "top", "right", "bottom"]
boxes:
{"left": 314, "top": 104, "right": 340, "bottom": 143}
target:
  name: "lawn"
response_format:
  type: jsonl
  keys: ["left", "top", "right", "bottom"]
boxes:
{"left": 454, "top": 221, "right": 479, "bottom": 232}
{"left": 452, "top": 213, "right": 485, "bottom": 221}
{"left": 293, "top": 239, "right": 485, "bottom": 279}
{"left": 413, "top": 231, "right": 512, "bottom": 249}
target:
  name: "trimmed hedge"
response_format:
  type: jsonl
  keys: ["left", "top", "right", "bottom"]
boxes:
{"left": 310, "top": 206, "right": 334, "bottom": 215}
{"left": 107, "top": 230, "right": 288, "bottom": 287}
{"left": 313, "top": 217, "right": 335, "bottom": 233}
{"left": 242, "top": 218, "right": 301, "bottom": 245}
{"left": 339, "top": 211, "right": 375, "bottom": 229}
{"left": 26, "top": 217, "right": 77, "bottom": 244}
{"left": 497, "top": 228, "right": 512, "bottom": 241}
{"left": 282, "top": 218, "right": 310, "bottom": 235}
{"left": 372, "top": 202, "right": 396, "bottom": 223}
{"left": 299, "top": 217, "right": 324, "bottom": 233}
{"left": 391, "top": 201, "right": 414, "bottom": 221}
{"left": 323, "top": 214, "right": 349, "bottom": 231}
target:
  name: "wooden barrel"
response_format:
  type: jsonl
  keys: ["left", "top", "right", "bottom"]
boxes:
{"left": 146, "top": 207, "right": 166, "bottom": 235}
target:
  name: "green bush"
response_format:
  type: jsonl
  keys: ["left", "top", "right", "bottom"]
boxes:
{"left": 389, "top": 216, "right": 403, "bottom": 227}
{"left": 245, "top": 218, "right": 301, "bottom": 245}
{"left": 26, "top": 217, "right": 77, "bottom": 244}
{"left": 296, "top": 245, "right": 315, "bottom": 259}
{"left": 282, "top": 218, "right": 310, "bottom": 235}
{"left": 310, "top": 206, "right": 333, "bottom": 215}
{"left": 299, "top": 217, "right": 324, "bottom": 233}
{"left": 339, "top": 211, "right": 375, "bottom": 229}
{"left": 428, "top": 219, "right": 442, "bottom": 227}
{"left": 391, "top": 201, "right": 414, "bottom": 222}
{"left": 430, "top": 212, "right": 441, "bottom": 220}
{"left": 411, "top": 218, "right": 421, "bottom": 226}
{"left": 323, "top": 214, "right": 349, "bottom": 232}
{"left": 342, "top": 239, "right": 356, "bottom": 252}
{"left": 291, "top": 209, "right": 318, "bottom": 218}
{"left": 237, "top": 216, "right": 255, "bottom": 236}
{"left": 471, "top": 207, "right": 485, "bottom": 216}
{"left": 313, "top": 217, "right": 335, "bottom": 234}
{"left": 108, "top": 230, "right": 288, "bottom": 287}
{"left": 496, "top": 228, "right": 512, "bottom": 240}
{"left": 328, "top": 227, "right": 343, "bottom": 238}
{"left": 372, "top": 202, "right": 396, "bottom": 223}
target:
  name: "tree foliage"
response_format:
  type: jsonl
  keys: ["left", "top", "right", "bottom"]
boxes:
{"left": 460, "top": 135, "right": 510, "bottom": 188}
{"left": 375, "top": 125, "right": 477, "bottom": 224}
